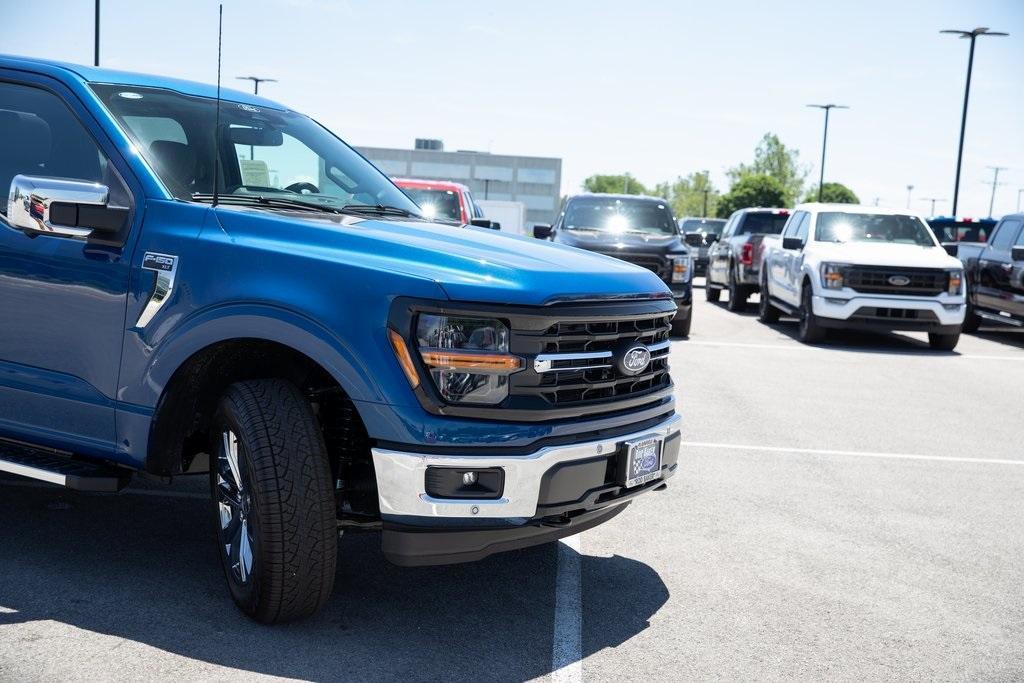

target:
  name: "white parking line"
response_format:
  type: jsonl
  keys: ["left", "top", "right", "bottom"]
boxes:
{"left": 551, "top": 533, "right": 583, "bottom": 683}
{"left": 681, "top": 441, "right": 1024, "bottom": 466}
{"left": 0, "top": 479, "right": 209, "bottom": 498}
{"left": 680, "top": 340, "right": 1024, "bottom": 361}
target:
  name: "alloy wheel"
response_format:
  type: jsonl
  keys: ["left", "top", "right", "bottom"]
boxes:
{"left": 216, "top": 429, "right": 256, "bottom": 585}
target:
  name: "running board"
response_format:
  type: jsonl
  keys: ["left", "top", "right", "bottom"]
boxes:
{"left": 0, "top": 439, "right": 131, "bottom": 492}
{"left": 769, "top": 295, "right": 797, "bottom": 315}
{"left": 976, "top": 309, "right": 1024, "bottom": 327}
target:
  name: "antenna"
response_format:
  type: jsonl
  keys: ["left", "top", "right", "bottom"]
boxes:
{"left": 212, "top": 4, "right": 224, "bottom": 207}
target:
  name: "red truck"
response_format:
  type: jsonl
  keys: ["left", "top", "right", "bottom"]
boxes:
{"left": 393, "top": 178, "right": 496, "bottom": 228}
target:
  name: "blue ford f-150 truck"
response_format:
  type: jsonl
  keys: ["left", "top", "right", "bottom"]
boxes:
{"left": 0, "top": 56, "right": 682, "bottom": 623}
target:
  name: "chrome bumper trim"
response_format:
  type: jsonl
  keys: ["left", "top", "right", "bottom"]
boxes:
{"left": 371, "top": 413, "right": 682, "bottom": 519}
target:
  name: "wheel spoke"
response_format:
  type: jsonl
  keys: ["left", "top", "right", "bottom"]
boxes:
{"left": 222, "top": 430, "right": 244, "bottom": 493}
{"left": 238, "top": 520, "right": 253, "bottom": 583}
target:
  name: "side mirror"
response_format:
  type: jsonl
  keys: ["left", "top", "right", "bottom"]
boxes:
{"left": 782, "top": 237, "right": 804, "bottom": 251}
{"left": 469, "top": 218, "right": 500, "bottom": 230}
{"left": 7, "top": 175, "right": 126, "bottom": 238}
{"left": 1011, "top": 246, "right": 1024, "bottom": 262}
{"left": 943, "top": 243, "right": 959, "bottom": 257}
{"left": 533, "top": 224, "right": 553, "bottom": 239}
{"left": 684, "top": 233, "right": 703, "bottom": 247}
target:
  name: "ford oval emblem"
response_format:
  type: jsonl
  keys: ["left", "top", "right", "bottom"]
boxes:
{"left": 619, "top": 345, "right": 651, "bottom": 376}
{"left": 887, "top": 275, "right": 911, "bottom": 286}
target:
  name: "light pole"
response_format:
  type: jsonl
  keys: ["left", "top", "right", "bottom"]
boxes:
{"left": 236, "top": 75, "right": 277, "bottom": 95}
{"left": 806, "top": 103, "right": 849, "bottom": 201}
{"left": 906, "top": 185, "right": 915, "bottom": 209}
{"left": 94, "top": 0, "right": 100, "bottom": 66}
{"left": 702, "top": 188, "right": 710, "bottom": 217}
{"left": 919, "top": 197, "right": 945, "bottom": 216}
{"left": 985, "top": 166, "right": 1007, "bottom": 217}
{"left": 941, "top": 27, "right": 1008, "bottom": 215}
{"left": 1017, "top": 188, "right": 1023, "bottom": 213}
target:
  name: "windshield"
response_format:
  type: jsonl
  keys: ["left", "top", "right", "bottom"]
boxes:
{"left": 564, "top": 197, "right": 676, "bottom": 236}
{"left": 816, "top": 212, "right": 937, "bottom": 246}
{"left": 90, "top": 84, "right": 420, "bottom": 215}
{"left": 738, "top": 212, "right": 788, "bottom": 235}
{"left": 681, "top": 219, "right": 725, "bottom": 235}
{"left": 927, "top": 220, "right": 995, "bottom": 243}
{"left": 400, "top": 187, "right": 462, "bottom": 223}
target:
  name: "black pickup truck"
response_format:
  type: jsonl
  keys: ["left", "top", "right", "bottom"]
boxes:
{"left": 948, "top": 213, "right": 1024, "bottom": 332}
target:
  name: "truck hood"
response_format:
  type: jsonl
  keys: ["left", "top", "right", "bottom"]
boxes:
{"left": 811, "top": 241, "right": 963, "bottom": 270}
{"left": 555, "top": 229, "right": 689, "bottom": 255}
{"left": 213, "top": 207, "right": 672, "bottom": 305}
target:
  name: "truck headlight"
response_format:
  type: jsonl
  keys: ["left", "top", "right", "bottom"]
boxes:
{"left": 412, "top": 315, "right": 521, "bottom": 404}
{"left": 948, "top": 269, "right": 963, "bottom": 296}
{"left": 671, "top": 255, "right": 691, "bottom": 283}
{"left": 820, "top": 262, "right": 847, "bottom": 290}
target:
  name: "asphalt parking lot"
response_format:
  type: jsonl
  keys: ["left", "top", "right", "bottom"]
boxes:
{"left": 2, "top": 281, "right": 1023, "bottom": 682}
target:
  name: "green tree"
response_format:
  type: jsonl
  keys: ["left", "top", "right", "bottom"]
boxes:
{"left": 803, "top": 182, "right": 859, "bottom": 204}
{"left": 727, "top": 133, "right": 808, "bottom": 205}
{"left": 583, "top": 173, "right": 647, "bottom": 195}
{"left": 716, "top": 174, "right": 787, "bottom": 218}
{"left": 651, "top": 171, "right": 720, "bottom": 217}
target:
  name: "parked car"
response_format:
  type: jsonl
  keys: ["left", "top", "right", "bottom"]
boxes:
{"left": 927, "top": 215, "right": 998, "bottom": 249}
{"left": 759, "top": 204, "right": 966, "bottom": 349}
{"left": 678, "top": 217, "right": 726, "bottom": 276}
{"left": 534, "top": 193, "right": 693, "bottom": 336}
{"left": 0, "top": 56, "right": 683, "bottom": 623}
{"left": 947, "top": 213, "right": 1024, "bottom": 332}
{"left": 706, "top": 208, "right": 790, "bottom": 311}
{"left": 393, "top": 177, "right": 497, "bottom": 228}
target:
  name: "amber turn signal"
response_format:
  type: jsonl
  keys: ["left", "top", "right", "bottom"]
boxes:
{"left": 419, "top": 351, "right": 522, "bottom": 373}
{"left": 388, "top": 329, "right": 420, "bottom": 389}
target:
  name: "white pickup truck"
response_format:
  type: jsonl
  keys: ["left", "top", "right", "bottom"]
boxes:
{"left": 758, "top": 204, "right": 966, "bottom": 350}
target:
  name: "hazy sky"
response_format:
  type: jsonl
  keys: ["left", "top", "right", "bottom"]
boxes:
{"left": 7, "top": 0, "right": 1024, "bottom": 216}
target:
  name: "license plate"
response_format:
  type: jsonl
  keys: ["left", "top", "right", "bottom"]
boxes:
{"left": 621, "top": 436, "right": 664, "bottom": 488}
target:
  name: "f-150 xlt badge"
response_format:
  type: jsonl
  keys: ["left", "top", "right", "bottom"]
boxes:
{"left": 136, "top": 252, "right": 178, "bottom": 329}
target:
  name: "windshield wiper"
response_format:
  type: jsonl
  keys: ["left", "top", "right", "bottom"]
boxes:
{"left": 191, "top": 193, "right": 343, "bottom": 214}
{"left": 340, "top": 203, "right": 421, "bottom": 219}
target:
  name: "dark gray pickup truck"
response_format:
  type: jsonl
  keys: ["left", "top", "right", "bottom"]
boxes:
{"left": 706, "top": 208, "right": 790, "bottom": 311}
{"left": 949, "top": 213, "right": 1024, "bottom": 331}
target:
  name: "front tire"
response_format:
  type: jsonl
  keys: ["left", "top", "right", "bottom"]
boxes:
{"left": 961, "top": 301, "right": 981, "bottom": 333}
{"left": 726, "top": 268, "right": 747, "bottom": 312}
{"left": 797, "top": 284, "right": 826, "bottom": 344}
{"left": 705, "top": 284, "right": 720, "bottom": 302}
{"left": 928, "top": 332, "right": 960, "bottom": 351}
{"left": 758, "top": 276, "right": 780, "bottom": 324}
{"left": 211, "top": 379, "right": 337, "bottom": 624}
{"left": 671, "top": 310, "right": 692, "bottom": 337}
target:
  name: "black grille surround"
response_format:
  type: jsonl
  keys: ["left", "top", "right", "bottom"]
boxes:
{"left": 388, "top": 296, "right": 678, "bottom": 422}
{"left": 844, "top": 266, "right": 949, "bottom": 296}
{"left": 594, "top": 252, "right": 671, "bottom": 282}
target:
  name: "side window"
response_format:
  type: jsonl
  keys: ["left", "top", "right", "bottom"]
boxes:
{"left": 1014, "top": 222, "right": 1024, "bottom": 247}
{"left": 796, "top": 213, "right": 811, "bottom": 242}
{"left": 782, "top": 211, "right": 804, "bottom": 237}
{"left": 721, "top": 216, "right": 736, "bottom": 238}
{"left": 0, "top": 81, "right": 128, "bottom": 215}
{"left": 990, "top": 219, "right": 1023, "bottom": 251}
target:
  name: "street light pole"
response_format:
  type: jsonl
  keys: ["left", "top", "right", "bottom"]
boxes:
{"left": 920, "top": 197, "right": 945, "bottom": 216}
{"left": 94, "top": 0, "right": 100, "bottom": 66}
{"left": 985, "top": 166, "right": 1007, "bottom": 217}
{"left": 906, "top": 185, "right": 914, "bottom": 209}
{"left": 702, "top": 188, "right": 709, "bottom": 217}
{"left": 941, "top": 27, "right": 1008, "bottom": 215}
{"left": 1017, "top": 188, "right": 1023, "bottom": 213}
{"left": 806, "top": 103, "right": 849, "bottom": 201}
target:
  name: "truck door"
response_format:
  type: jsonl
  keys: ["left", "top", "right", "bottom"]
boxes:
{"left": 0, "top": 77, "right": 135, "bottom": 452}
{"left": 780, "top": 211, "right": 810, "bottom": 305}
{"left": 977, "top": 218, "right": 1023, "bottom": 315}
{"left": 709, "top": 215, "right": 735, "bottom": 284}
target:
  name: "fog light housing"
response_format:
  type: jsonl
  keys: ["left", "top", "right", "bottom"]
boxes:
{"left": 425, "top": 467, "right": 504, "bottom": 499}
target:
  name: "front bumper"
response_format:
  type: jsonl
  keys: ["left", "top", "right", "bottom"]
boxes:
{"left": 812, "top": 293, "right": 965, "bottom": 332}
{"left": 372, "top": 413, "right": 682, "bottom": 564}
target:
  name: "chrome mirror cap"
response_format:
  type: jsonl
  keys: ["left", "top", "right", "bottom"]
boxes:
{"left": 7, "top": 175, "right": 109, "bottom": 238}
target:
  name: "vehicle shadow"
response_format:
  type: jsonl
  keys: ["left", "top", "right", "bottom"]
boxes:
{"left": 0, "top": 481, "right": 668, "bottom": 681}
{"left": 768, "top": 318, "right": 958, "bottom": 356}
{"left": 972, "top": 326, "right": 1024, "bottom": 350}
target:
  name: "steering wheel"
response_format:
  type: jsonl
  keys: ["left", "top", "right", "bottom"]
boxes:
{"left": 285, "top": 182, "right": 320, "bottom": 195}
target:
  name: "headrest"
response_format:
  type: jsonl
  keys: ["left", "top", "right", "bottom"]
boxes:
{"left": 149, "top": 140, "right": 197, "bottom": 190}
{"left": 0, "top": 109, "right": 51, "bottom": 168}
